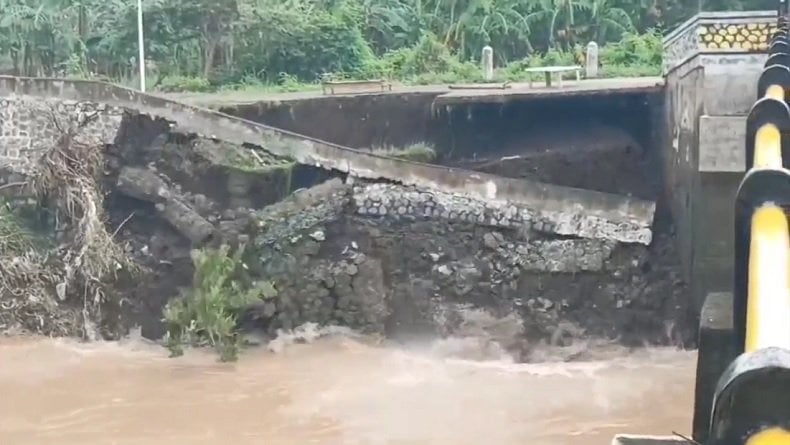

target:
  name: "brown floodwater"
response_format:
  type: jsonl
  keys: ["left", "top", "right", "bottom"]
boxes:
{"left": 0, "top": 329, "right": 695, "bottom": 445}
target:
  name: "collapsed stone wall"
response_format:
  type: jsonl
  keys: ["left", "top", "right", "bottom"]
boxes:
{"left": 243, "top": 178, "right": 690, "bottom": 357}
{"left": 351, "top": 182, "right": 652, "bottom": 244}
{"left": 0, "top": 94, "right": 690, "bottom": 355}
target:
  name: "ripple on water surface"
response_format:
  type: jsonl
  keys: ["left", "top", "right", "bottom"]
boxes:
{"left": 0, "top": 331, "right": 695, "bottom": 445}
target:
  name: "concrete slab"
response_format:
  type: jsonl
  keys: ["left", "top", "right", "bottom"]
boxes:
{"left": 611, "top": 434, "right": 688, "bottom": 445}
{"left": 167, "top": 77, "right": 665, "bottom": 108}
{"left": 432, "top": 77, "right": 664, "bottom": 105}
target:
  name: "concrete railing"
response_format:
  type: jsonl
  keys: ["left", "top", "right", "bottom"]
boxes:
{"left": 663, "top": 10, "right": 777, "bottom": 75}
{"left": 0, "top": 76, "right": 655, "bottom": 243}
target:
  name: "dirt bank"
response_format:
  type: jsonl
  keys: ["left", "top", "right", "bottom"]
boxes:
{"left": 219, "top": 91, "right": 659, "bottom": 158}
{"left": 451, "top": 122, "right": 659, "bottom": 200}
{"left": 221, "top": 90, "right": 664, "bottom": 200}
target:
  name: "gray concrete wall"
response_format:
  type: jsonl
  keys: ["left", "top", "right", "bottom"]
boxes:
{"left": 699, "top": 116, "right": 746, "bottom": 172}
{"left": 662, "top": 11, "right": 770, "bottom": 307}
{"left": 0, "top": 92, "right": 654, "bottom": 244}
{"left": 691, "top": 173, "right": 742, "bottom": 306}
{"left": 664, "top": 57, "right": 704, "bottom": 286}
{"left": 701, "top": 54, "right": 766, "bottom": 116}
{"left": 693, "top": 55, "right": 763, "bottom": 307}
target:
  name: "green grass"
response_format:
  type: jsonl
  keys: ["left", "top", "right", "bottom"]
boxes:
{"left": 0, "top": 201, "right": 36, "bottom": 254}
{"left": 153, "top": 62, "right": 661, "bottom": 95}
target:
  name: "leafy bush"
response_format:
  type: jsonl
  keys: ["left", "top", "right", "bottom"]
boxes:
{"left": 600, "top": 30, "right": 663, "bottom": 68}
{"left": 164, "top": 244, "right": 277, "bottom": 361}
{"left": 372, "top": 33, "right": 484, "bottom": 83}
{"left": 532, "top": 48, "right": 579, "bottom": 67}
{"left": 233, "top": 3, "right": 377, "bottom": 82}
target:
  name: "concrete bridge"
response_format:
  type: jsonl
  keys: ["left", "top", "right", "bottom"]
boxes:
{"left": 0, "top": 76, "right": 655, "bottom": 245}
{"left": 0, "top": 9, "right": 778, "bottom": 312}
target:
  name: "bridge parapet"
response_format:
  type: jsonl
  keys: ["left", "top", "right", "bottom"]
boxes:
{"left": 663, "top": 11, "right": 777, "bottom": 312}
{"left": 664, "top": 11, "right": 777, "bottom": 75}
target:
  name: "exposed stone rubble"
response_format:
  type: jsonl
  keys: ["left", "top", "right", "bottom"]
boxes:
{"left": 479, "top": 232, "right": 616, "bottom": 273}
{"left": 251, "top": 178, "right": 350, "bottom": 246}
{"left": 226, "top": 176, "right": 688, "bottom": 351}
{"left": 352, "top": 182, "right": 653, "bottom": 245}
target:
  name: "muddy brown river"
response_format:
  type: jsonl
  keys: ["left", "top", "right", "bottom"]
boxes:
{"left": 0, "top": 330, "right": 695, "bottom": 445}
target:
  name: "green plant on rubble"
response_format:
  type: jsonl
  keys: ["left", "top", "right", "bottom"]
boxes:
{"left": 372, "top": 141, "right": 437, "bottom": 163}
{"left": 0, "top": 201, "right": 36, "bottom": 254}
{"left": 163, "top": 243, "right": 277, "bottom": 361}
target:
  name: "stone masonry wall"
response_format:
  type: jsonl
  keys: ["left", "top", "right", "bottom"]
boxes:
{"left": 351, "top": 182, "right": 652, "bottom": 244}
{"left": 242, "top": 178, "right": 690, "bottom": 353}
{"left": 0, "top": 96, "right": 122, "bottom": 173}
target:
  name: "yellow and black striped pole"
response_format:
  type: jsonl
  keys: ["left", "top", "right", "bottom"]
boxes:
{"left": 703, "top": 11, "right": 790, "bottom": 445}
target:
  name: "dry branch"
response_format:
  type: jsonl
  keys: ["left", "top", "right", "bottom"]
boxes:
{"left": 0, "top": 108, "right": 137, "bottom": 337}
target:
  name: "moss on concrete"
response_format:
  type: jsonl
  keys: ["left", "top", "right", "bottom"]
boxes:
{"left": 372, "top": 142, "right": 437, "bottom": 163}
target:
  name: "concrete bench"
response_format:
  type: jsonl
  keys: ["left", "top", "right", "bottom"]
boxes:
{"left": 321, "top": 79, "right": 392, "bottom": 95}
{"left": 524, "top": 65, "right": 582, "bottom": 88}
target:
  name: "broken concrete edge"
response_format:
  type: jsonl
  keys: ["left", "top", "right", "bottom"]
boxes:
{"left": 611, "top": 434, "right": 688, "bottom": 445}
{"left": 190, "top": 90, "right": 447, "bottom": 109}
{"left": 0, "top": 76, "right": 656, "bottom": 245}
{"left": 432, "top": 80, "right": 664, "bottom": 105}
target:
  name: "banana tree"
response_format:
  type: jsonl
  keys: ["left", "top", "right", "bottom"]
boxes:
{"left": 527, "top": 0, "right": 589, "bottom": 49}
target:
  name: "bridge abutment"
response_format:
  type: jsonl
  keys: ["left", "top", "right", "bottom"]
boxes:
{"left": 664, "top": 11, "right": 776, "bottom": 310}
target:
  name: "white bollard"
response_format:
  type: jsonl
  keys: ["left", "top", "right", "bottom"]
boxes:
{"left": 482, "top": 46, "right": 494, "bottom": 81}
{"left": 585, "top": 42, "right": 599, "bottom": 79}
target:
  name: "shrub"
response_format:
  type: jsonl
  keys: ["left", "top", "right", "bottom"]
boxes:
{"left": 600, "top": 30, "right": 663, "bottom": 68}
{"left": 164, "top": 244, "right": 277, "bottom": 361}
{"left": 234, "top": 4, "right": 378, "bottom": 82}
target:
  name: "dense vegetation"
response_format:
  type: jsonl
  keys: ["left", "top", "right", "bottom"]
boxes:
{"left": 0, "top": 0, "right": 778, "bottom": 91}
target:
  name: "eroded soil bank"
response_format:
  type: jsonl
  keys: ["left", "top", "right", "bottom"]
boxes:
{"left": 0, "top": 93, "right": 690, "bottom": 361}
{"left": 220, "top": 90, "right": 664, "bottom": 201}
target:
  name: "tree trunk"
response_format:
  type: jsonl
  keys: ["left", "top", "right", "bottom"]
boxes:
{"left": 203, "top": 38, "right": 218, "bottom": 78}
{"left": 11, "top": 50, "right": 19, "bottom": 75}
{"left": 116, "top": 167, "right": 214, "bottom": 245}
{"left": 158, "top": 199, "right": 216, "bottom": 245}
{"left": 116, "top": 167, "right": 172, "bottom": 203}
